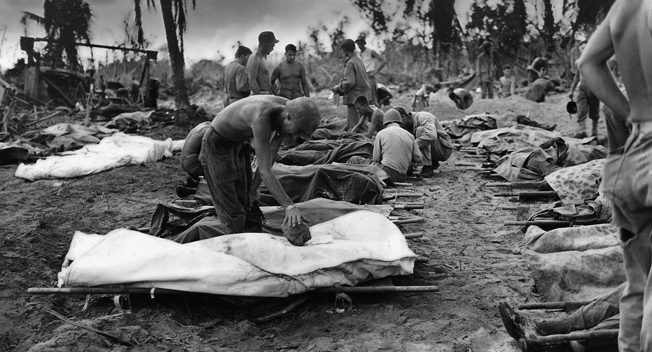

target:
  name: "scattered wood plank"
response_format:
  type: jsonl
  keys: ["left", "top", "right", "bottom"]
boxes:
{"left": 504, "top": 220, "right": 572, "bottom": 227}
{"left": 382, "top": 192, "right": 423, "bottom": 200}
{"left": 485, "top": 181, "right": 548, "bottom": 189}
{"left": 404, "top": 232, "right": 424, "bottom": 239}
{"left": 393, "top": 203, "right": 424, "bottom": 210}
{"left": 390, "top": 217, "right": 425, "bottom": 224}
{"left": 494, "top": 191, "right": 557, "bottom": 199}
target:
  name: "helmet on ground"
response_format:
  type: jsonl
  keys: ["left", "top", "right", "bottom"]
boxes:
{"left": 449, "top": 88, "right": 473, "bottom": 110}
{"left": 383, "top": 108, "right": 402, "bottom": 126}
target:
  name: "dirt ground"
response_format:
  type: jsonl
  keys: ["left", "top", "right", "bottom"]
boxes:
{"left": 0, "top": 90, "right": 602, "bottom": 352}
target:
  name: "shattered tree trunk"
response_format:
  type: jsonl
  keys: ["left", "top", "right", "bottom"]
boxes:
{"left": 160, "top": 0, "right": 190, "bottom": 126}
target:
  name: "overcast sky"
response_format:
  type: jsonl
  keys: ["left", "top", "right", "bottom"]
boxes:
{"left": 0, "top": 0, "right": 382, "bottom": 70}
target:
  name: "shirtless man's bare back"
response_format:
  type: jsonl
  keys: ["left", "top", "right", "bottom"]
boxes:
{"left": 578, "top": 1, "right": 652, "bottom": 350}
{"left": 199, "top": 96, "right": 321, "bottom": 245}
{"left": 271, "top": 44, "right": 310, "bottom": 99}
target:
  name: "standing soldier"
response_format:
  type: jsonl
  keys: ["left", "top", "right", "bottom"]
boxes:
{"left": 223, "top": 46, "right": 252, "bottom": 107}
{"left": 271, "top": 44, "right": 310, "bottom": 99}
{"left": 332, "top": 39, "right": 371, "bottom": 131}
{"left": 476, "top": 41, "right": 495, "bottom": 99}
{"left": 246, "top": 31, "right": 278, "bottom": 95}
{"left": 355, "top": 34, "right": 387, "bottom": 107}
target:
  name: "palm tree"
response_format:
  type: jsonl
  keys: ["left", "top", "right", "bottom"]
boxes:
{"left": 21, "top": 0, "right": 93, "bottom": 71}
{"left": 134, "top": 0, "right": 193, "bottom": 123}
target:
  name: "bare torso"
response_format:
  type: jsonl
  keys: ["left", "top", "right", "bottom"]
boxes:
{"left": 210, "top": 95, "right": 287, "bottom": 142}
{"left": 611, "top": 0, "right": 652, "bottom": 122}
{"left": 273, "top": 62, "right": 305, "bottom": 92}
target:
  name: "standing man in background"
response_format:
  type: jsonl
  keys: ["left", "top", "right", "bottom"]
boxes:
{"left": 476, "top": 41, "right": 495, "bottom": 99}
{"left": 355, "top": 34, "right": 386, "bottom": 107}
{"left": 271, "top": 44, "right": 310, "bottom": 99}
{"left": 332, "top": 39, "right": 371, "bottom": 131}
{"left": 247, "top": 31, "right": 278, "bottom": 95}
{"left": 223, "top": 46, "right": 252, "bottom": 107}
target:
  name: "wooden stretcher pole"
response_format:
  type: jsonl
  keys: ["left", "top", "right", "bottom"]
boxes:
{"left": 28, "top": 285, "right": 439, "bottom": 295}
{"left": 504, "top": 220, "right": 572, "bottom": 227}
{"left": 518, "top": 301, "right": 591, "bottom": 311}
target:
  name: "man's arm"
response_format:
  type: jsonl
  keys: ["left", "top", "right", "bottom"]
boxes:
{"left": 578, "top": 8, "right": 629, "bottom": 121}
{"left": 250, "top": 106, "right": 305, "bottom": 226}
{"left": 339, "top": 61, "right": 356, "bottom": 92}
{"left": 351, "top": 112, "right": 368, "bottom": 133}
{"left": 246, "top": 56, "right": 261, "bottom": 95}
{"left": 475, "top": 55, "right": 481, "bottom": 75}
{"left": 270, "top": 65, "right": 280, "bottom": 96}
{"left": 510, "top": 77, "right": 515, "bottom": 96}
{"left": 364, "top": 110, "right": 383, "bottom": 138}
{"left": 300, "top": 64, "right": 310, "bottom": 97}
{"left": 371, "top": 136, "right": 381, "bottom": 163}
{"left": 235, "top": 66, "right": 250, "bottom": 95}
{"left": 411, "top": 140, "right": 422, "bottom": 163}
{"left": 568, "top": 62, "right": 580, "bottom": 98}
{"left": 370, "top": 50, "right": 386, "bottom": 76}
{"left": 414, "top": 117, "right": 437, "bottom": 148}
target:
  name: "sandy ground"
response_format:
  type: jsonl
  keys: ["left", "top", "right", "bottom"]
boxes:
{"left": 0, "top": 90, "right": 601, "bottom": 351}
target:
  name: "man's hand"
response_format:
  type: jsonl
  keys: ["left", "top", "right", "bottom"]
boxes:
{"left": 283, "top": 205, "right": 308, "bottom": 227}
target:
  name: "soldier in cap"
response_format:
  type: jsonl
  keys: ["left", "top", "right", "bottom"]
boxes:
{"left": 355, "top": 34, "right": 387, "bottom": 107}
{"left": 271, "top": 44, "right": 310, "bottom": 99}
{"left": 199, "top": 96, "right": 321, "bottom": 245}
{"left": 332, "top": 39, "right": 371, "bottom": 131}
{"left": 246, "top": 31, "right": 279, "bottom": 95}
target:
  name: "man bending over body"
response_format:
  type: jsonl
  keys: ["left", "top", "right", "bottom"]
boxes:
{"left": 578, "top": 0, "right": 651, "bottom": 350}
{"left": 351, "top": 95, "right": 385, "bottom": 138}
{"left": 200, "top": 96, "right": 321, "bottom": 245}
{"left": 271, "top": 44, "right": 310, "bottom": 99}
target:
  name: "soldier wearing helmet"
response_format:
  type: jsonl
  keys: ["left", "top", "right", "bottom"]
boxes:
{"left": 370, "top": 108, "right": 422, "bottom": 183}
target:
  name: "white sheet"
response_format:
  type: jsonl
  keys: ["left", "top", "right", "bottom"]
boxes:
{"left": 15, "top": 133, "right": 184, "bottom": 181}
{"left": 58, "top": 210, "right": 417, "bottom": 297}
